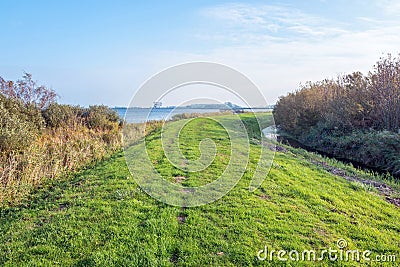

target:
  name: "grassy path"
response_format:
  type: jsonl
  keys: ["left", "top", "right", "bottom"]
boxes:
{"left": 1, "top": 114, "right": 400, "bottom": 266}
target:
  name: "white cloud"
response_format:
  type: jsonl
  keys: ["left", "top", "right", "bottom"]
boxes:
{"left": 141, "top": 2, "right": 400, "bottom": 105}
{"left": 375, "top": 0, "right": 400, "bottom": 15}
{"left": 201, "top": 3, "right": 349, "bottom": 40}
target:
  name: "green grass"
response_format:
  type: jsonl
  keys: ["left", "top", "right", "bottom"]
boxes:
{"left": 1, "top": 113, "right": 399, "bottom": 266}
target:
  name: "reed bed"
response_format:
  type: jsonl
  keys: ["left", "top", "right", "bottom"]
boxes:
{"left": 0, "top": 123, "right": 121, "bottom": 206}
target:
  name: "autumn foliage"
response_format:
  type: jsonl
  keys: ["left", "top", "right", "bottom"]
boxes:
{"left": 0, "top": 74, "right": 122, "bottom": 206}
{"left": 273, "top": 55, "right": 400, "bottom": 176}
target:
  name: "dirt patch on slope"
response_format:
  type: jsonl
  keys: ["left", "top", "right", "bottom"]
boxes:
{"left": 310, "top": 159, "right": 400, "bottom": 207}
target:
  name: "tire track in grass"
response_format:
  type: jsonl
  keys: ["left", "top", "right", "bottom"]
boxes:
{"left": 170, "top": 174, "right": 189, "bottom": 264}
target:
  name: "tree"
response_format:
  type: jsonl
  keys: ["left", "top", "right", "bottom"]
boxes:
{"left": 274, "top": 55, "right": 400, "bottom": 134}
{"left": 0, "top": 73, "right": 57, "bottom": 109}
{"left": 369, "top": 54, "right": 400, "bottom": 132}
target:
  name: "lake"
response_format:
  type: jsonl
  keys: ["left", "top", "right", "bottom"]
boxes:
{"left": 113, "top": 107, "right": 271, "bottom": 123}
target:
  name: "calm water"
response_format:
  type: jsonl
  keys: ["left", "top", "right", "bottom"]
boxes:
{"left": 113, "top": 107, "right": 271, "bottom": 123}
{"left": 114, "top": 108, "right": 223, "bottom": 123}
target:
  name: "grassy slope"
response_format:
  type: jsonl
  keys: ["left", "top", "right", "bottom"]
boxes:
{"left": 1, "top": 113, "right": 399, "bottom": 266}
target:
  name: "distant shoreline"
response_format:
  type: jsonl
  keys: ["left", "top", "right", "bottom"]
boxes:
{"left": 113, "top": 106, "right": 274, "bottom": 110}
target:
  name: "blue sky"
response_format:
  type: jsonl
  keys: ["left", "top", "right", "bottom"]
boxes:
{"left": 1, "top": 0, "right": 400, "bottom": 106}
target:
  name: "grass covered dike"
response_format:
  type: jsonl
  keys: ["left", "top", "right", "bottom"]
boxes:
{"left": 1, "top": 113, "right": 399, "bottom": 266}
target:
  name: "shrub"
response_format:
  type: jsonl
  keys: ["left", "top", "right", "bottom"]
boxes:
{"left": 42, "top": 103, "right": 83, "bottom": 128}
{"left": 0, "top": 103, "right": 38, "bottom": 153}
{"left": 0, "top": 94, "right": 42, "bottom": 153}
{"left": 83, "top": 105, "right": 121, "bottom": 130}
{"left": 0, "top": 74, "right": 123, "bottom": 206}
{"left": 274, "top": 55, "right": 400, "bottom": 136}
{"left": 274, "top": 55, "right": 400, "bottom": 176}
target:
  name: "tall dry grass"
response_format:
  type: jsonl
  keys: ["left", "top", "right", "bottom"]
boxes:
{"left": 0, "top": 123, "right": 121, "bottom": 206}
